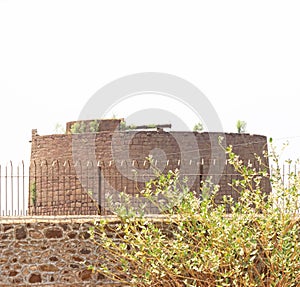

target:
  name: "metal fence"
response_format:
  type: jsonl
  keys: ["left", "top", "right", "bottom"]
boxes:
{"left": 0, "top": 162, "right": 28, "bottom": 216}
{"left": 0, "top": 160, "right": 282, "bottom": 216}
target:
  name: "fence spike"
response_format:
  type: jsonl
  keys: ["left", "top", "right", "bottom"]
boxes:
{"left": 0, "top": 158, "right": 284, "bottom": 217}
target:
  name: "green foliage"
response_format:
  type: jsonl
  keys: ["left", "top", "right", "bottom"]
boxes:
{"left": 70, "top": 122, "right": 81, "bottom": 134}
{"left": 30, "top": 181, "right": 37, "bottom": 207}
{"left": 70, "top": 120, "right": 100, "bottom": 134}
{"left": 119, "top": 120, "right": 127, "bottom": 131}
{"left": 193, "top": 122, "right": 204, "bottom": 132}
{"left": 53, "top": 123, "right": 66, "bottom": 134}
{"left": 89, "top": 145, "right": 300, "bottom": 286}
{"left": 79, "top": 121, "right": 86, "bottom": 133}
{"left": 89, "top": 120, "right": 99, "bottom": 132}
{"left": 119, "top": 120, "right": 137, "bottom": 130}
{"left": 236, "top": 120, "right": 247, "bottom": 133}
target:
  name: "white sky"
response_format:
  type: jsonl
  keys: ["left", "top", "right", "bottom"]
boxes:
{"left": 1, "top": 0, "right": 300, "bottom": 164}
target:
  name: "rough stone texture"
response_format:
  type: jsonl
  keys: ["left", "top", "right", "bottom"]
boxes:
{"left": 15, "top": 226, "right": 26, "bottom": 240}
{"left": 28, "top": 273, "right": 41, "bottom": 283}
{"left": 0, "top": 217, "right": 119, "bottom": 286}
{"left": 29, "top": 119, "right": 271, "bottom": 215}
{"left": 44, "top": 227, "right": 63, "bottom": 239}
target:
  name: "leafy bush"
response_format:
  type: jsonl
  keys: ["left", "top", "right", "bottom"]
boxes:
{"left": 70, "top": 120, "right": 100, "bottom": 133}
{"left": 53, "top": 123, "right": 66, "bottom": 134}
{"left": 193, "top": 122, "right": 204, "bottom": 132}
{"left": 30, "top": 181, "right": 37, "bottom": 207}
{"left": 236, "top": 120, "right": 247, "bottom": 134}
{"left": 88, "top": 144, "right": 300, "bottom": 287}
{"left": 119, "top": 120, "right": 137, "bottom": 131}
{"left": 89, "top": 119, "right": 99, "bottom": 132}
{"left": 70, "top": 122, "right": 82, "bottom": 134}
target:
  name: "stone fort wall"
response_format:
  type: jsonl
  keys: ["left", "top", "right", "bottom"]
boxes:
{"left": 0, "top": 216, "right": 125, "bottom": 286}
{"left": 29, "top": 119, "right": 270, "bottom": 215}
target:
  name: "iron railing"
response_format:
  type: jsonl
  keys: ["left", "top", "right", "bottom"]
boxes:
{"left": 0, "top": 160, "right": 282, "bottom": 216}
{"left": 0, "top": 161, "right": 28, "bottom": 216}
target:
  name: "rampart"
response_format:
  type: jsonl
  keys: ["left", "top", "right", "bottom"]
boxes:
{"left": 29, "top": 119, "right": 270, "bottom": 215}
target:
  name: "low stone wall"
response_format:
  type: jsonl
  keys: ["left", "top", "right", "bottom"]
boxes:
{"left": 0, "top": 216, "right": 122, "bottom": 286}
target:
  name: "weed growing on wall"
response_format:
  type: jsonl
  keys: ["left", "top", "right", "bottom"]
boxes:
{"left": 89, "top": 120, "right": 99, "bottom": 132}
{"left": 70, "top": 120, "right": 100, "bottom": 134}
{"left": 193, "top": 122, "right": 204, "bottom": 132}
{"left": 88, "top": 143, "right": 300, "bottom": 287}
{"left": 30, "top": 181, "right": 37, "bottom": 207}
{"left": 70, "top": 122, "right": 81, "bottom": 134}
{"left": 236, "top": 120, "right": 247, "bottom": 134}
{"left": 119, "top": 120, "right": 137, "bottom": 131}
{"left": 53, "top": 123, "right": 66, "bottom": 134}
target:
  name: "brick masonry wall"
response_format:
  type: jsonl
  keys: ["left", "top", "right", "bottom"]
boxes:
{"left": 29, "top": 120, "right": 270, "bottom": 215}
{"left": 0, "top": 216, "right": 124, "bottom": 287}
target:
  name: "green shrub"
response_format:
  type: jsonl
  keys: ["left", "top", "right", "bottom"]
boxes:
{"left": 70, "top": 120, "right": 100, "bottom": 133}
{"left": 193, "top": 122, "right": 204, "bottom": 132}
{"left": 70, "top": 122, "right": 81, "bottom": 134}
{"left": 89, "top": 120, "right": 99, "bottom": 132}
{"left": 53, "top": 123, "right": 66, "bottom": 134}
{"left": 88, "top": 144, "right": 300, "bottom": 286}
{"left": 30, "top": 181, "right": 37, "bottom": 207}
{"left": 236, "top": 120, "right": 247, "bottom": 134}
{"left": 119, "top": 120, "right": 137, "bottom": 131}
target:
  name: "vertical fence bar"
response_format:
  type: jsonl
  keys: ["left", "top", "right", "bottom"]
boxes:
{"left": 51, "top": 161, "right": 55, "bottom": 216}
{"left": 33, "top": 160, "right": 37, "bottom": 215}
{"left": 79, "top": 162, "right": 84, "bottom": 214}
{"left": 67, "top": 160, "right": 71, "bottom": 216}
{"left": 90, "top": 161, "right": 95, "bottom": 215}
{"left": 62, "top": 162, "right": 66, "bottom": 216}
{"left": 16, "top": 163, "right": 19, "bottom": 216}
{"left": 10, "top": 161, "right": 13, "bottom": 215}
{"left": 22, "top": 161, "right": 25, "bottom": 215}
{"left": 74, "top": 162, "right": 78, "bottom": 215}
{"left": 199, "top": 163, "right": 203, "bottom": 194}
{"left": 0, "top": 159, "right": 281, "bottom": 216}
{"left": 5, "top": 164, "right": 8, "bottom": 216}
{"left": 86, "top": 161, "right": 89, "bottom": 215}
{"left": 282, "top": 164, "right": 285, "bottom": 210}
{"left": 39, "top": 161, "right": 43, "bottom": 215}
{"left": 0, "top": 164, "right": 1, "bottom": 215}
{"left": 45, "top": 161, "right": 48, "bottom": 215}
{"left": 56, "top": 161, "right": 59, "bottom": 216}
{"left": 98, "top": 166, "right": 102, "bottom": 215}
